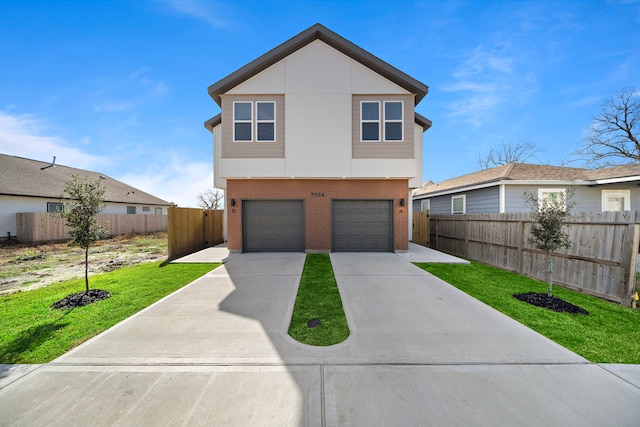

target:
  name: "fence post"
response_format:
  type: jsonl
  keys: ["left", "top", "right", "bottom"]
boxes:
{"left": 623, "top": 223, "right": 640, "bottom": 307}
{"left": 517, "top": 220, "right": 524, "bottom": 274}
{"left": 464, "top": 215, "right": 470, "bottom": 258}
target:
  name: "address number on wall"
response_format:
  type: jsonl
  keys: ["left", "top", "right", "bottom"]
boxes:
{"left": 310, "top": 192, "right": 325, "bottom": 197}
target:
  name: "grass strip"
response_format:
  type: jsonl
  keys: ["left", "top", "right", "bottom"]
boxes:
{"left": 0, "top": 261, "right": 219, "bottom": 363}
{"left": 416, "top": 261, "right": 640, "bottom": 363}
{"left": 288, "top": 254, "right": 350, "bottom": 346}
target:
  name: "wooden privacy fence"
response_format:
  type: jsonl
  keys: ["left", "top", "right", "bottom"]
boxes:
{"left": 16, "top": 212, "right": 168, "bottom": 242}
{"left": 168, "top": 207, "right": 224, "bottom": 260}
{"left": 412, "top": 211, "right": 430, "bottom": 247}
{"left": 430, "top": 211, "right": 640, "bottom": 306}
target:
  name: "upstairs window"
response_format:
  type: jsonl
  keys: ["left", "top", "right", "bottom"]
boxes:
{"left": 384, "top": 101, "right": 403, "bottom": 141}
{"left": 233, "top": 101, "right": 276, "bottom": 142}
{"left": 360, "top": 100, "right": 403, "bottom": 142}
{"left": 256, "top": 102, "right": 275, "bottom": 141}
{"left": 233, "top": 102, "right": 252, "bottom": 141}
{"left": 361, "top": 101, "right": 380, "bottom": 141}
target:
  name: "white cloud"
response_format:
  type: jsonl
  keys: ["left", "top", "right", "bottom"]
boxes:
{"left": 117, "top": 153, "right": 214, "bottom": 208}
{"left": 0, "top": 111, "right": 108, "bottom": 169}
{"left": 155, "top": 0, "right": 226, "bottom": 27}
{"left": 443, "top": 44, "right": 537, "bottom": 126}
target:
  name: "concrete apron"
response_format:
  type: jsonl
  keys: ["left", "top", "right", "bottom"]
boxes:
{"left": 1, "top": 253, "right": 639, "bottom": 426}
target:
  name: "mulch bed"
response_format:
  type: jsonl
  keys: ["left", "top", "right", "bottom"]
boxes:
{"left": 513, "top": 292, "right": 588, "bottom": 315}
{"left": 51, "top": 289, "right": 111, "bottom": 309}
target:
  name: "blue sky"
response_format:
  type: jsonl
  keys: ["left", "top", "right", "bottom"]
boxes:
{"left": 1, "top": 1, "right": 639, "bottom": 207}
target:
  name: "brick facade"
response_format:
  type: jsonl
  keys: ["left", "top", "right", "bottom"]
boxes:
{"left": 226, "top": 179, "right": 409, "bottom": 252}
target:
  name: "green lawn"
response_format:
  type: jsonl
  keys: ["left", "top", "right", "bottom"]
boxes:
{"left": 0, "top": 261, "right": 219, "bottom": 363}
{"left": 416, "top": 261, "right": 640, "bottom": 364}
{"left": 288, "top": 254, "right": 350, "bottom": 346}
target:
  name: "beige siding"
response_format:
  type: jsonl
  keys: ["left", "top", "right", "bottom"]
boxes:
{"left": 220, "top": 94, "right": 285, "bottom": 158}
{"left": 352, "top": 94, "right": 414, "bottom": 159}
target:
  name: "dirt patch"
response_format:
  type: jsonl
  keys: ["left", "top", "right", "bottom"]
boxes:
{"left": 513, "top": 292, "right": 589, "bottom": 315}
{"left": 0, "top": 232, "right": 168, "bottom": 295}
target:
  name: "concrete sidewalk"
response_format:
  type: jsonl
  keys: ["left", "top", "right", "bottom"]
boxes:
{"left": 1, "top": 252, "right": 639, "bottom": 426}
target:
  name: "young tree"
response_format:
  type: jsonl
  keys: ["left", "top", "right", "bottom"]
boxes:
{"left": 575, "top": 87, "right": 639, "bottom": 166}
{"left": 62, "top": 175, "right": 107, "bottom": 293}
{"left": 522, "top": 188, "right": 575, "bottom": 297}
{"left": 478, "top": 141, "right": 543, "bottom": 170}
{"left": 197, "top": 188, "right": 224, "bottom": 210}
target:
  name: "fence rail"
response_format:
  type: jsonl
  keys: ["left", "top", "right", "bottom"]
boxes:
{"left": 168, "top": 208, "right": 224, "bottom": 259}
{"left": 430, "top": 211, "right": 640, "bottom": 306}
{"left": 16, "top": 212, "right": 168, "bottom": 242}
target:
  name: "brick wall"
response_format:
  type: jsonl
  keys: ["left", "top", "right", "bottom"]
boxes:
{"left": 226, "top": 179, "right": 409, "bottom": 251}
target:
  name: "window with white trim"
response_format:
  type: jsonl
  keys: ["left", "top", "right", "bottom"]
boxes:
{"left": 538, "top": 188, "right": 566, "bottom": 209}
{"left": 602, "top": 190, "right": 630, "bottom": 211}
{"left": 155, "top": 207, "right": 163, "bottom": 215}
{"left": 127, "top": 206, "right": 136, "bottom": 214}
{"left": 142, "top": 206, "right": 150, "bottom": 212}
{"left": 360, "top": 100, "right": 404, "bottom": 142}
{"left": 233, "top": 101, "right": 276, "bottom": 142}
{"left": 384, "top": 101, "right": 403, "bottom": 141}
{"left": 361, "top": 101, "right": 380, "bottom": 141}
{"left": 421, "top": 199, "right": 430, "bottom": 212}
{"left": 452, "top": 195, "right": 466, "bottom": 214}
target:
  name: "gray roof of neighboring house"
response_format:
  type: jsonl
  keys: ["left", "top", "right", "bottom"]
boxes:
{"left": 413, "top": 163, "right": 640, "bottom": 198}
{"left": 0, "top": 153, "right": 174, "bottom": 206}
{"left": 204, "top": 23, "right": 431, "bottom": 132}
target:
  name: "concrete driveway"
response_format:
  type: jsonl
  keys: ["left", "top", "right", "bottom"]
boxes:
{"left": 1, "top": 250, "right": 639, "bottom": 426}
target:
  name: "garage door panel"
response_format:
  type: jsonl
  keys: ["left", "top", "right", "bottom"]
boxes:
{"left": 332, "top": 200, "right": 392, "bottom": 252}
{"left": 243, "top": 200, "right": 304, "bottom": 252}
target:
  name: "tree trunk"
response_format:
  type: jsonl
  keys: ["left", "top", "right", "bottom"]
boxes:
{"left": 546, "top": 252, "right": 554, "bottom": 297}
{"left": 84, "top": 246, "right": 89, "bottom": 293}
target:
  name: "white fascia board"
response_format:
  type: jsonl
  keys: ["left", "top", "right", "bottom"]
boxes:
{"left": 412, "top": 179, "right": 593, "bottom": 200}
{"left": 593, "top": 175, "right": 640, "bottom": 185}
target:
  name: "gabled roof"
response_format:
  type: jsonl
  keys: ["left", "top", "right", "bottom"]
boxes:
{"left": 413, "top": 163, "right": 640, "bottom": 198}
{"left": 207, "top": 23, "right": 429, "bottom": 107}
{"left": 0, "top": 153, "right": 174, "bottom": 206}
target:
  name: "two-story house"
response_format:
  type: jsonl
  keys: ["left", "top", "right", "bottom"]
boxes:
{"left": 205, "top": 24, "right": 431, "bottom": 252}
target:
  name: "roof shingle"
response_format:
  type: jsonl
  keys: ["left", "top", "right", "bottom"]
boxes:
{"left": 0, "top": 154, "right": 173, "bottom": 206}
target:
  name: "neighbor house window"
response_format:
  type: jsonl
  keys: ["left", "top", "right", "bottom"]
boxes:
{"left": 155, "top": 207, "right": 163, "bottom": 215}
{"left": 142, "top": 206, "right": 150, "bottom": 212}
{"left": 602, "top": 190, "right": 630, "bottom": 211}
{"left": 421, "top": 199, "right": 430, "bottom": 212}
{"left": 360, "top": 101, "right": 404, "bottom": 142}
{"left": 452, "top": 195, "right": 466, "bottom": 214}
{"left": 47, "top": 202, "right": 64, "bottom": 213}
{"left": 233, "top": 101, "right": 276, "bottom": 142}
{"left": 127, "top": 206, "right": 136, "bottom": 214}
{"left": 538, "top": 188, "right": 566, "bottom": 209}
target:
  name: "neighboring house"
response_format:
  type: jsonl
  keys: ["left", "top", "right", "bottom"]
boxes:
{"left": 412, "top": 162, "right": 640, "bottom": 214}
{"left": 204, "top": 24, "right": 431, "bottom": 252}
{"left": 0, "top": 153, "right": 174, "bottom": 239}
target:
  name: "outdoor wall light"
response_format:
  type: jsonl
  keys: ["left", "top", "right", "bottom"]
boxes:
{"left": 231, "top": 199, "right": 236, "bottom": 207}
{"left": 400, "top": 198, "right": 405, "bottom": 207}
